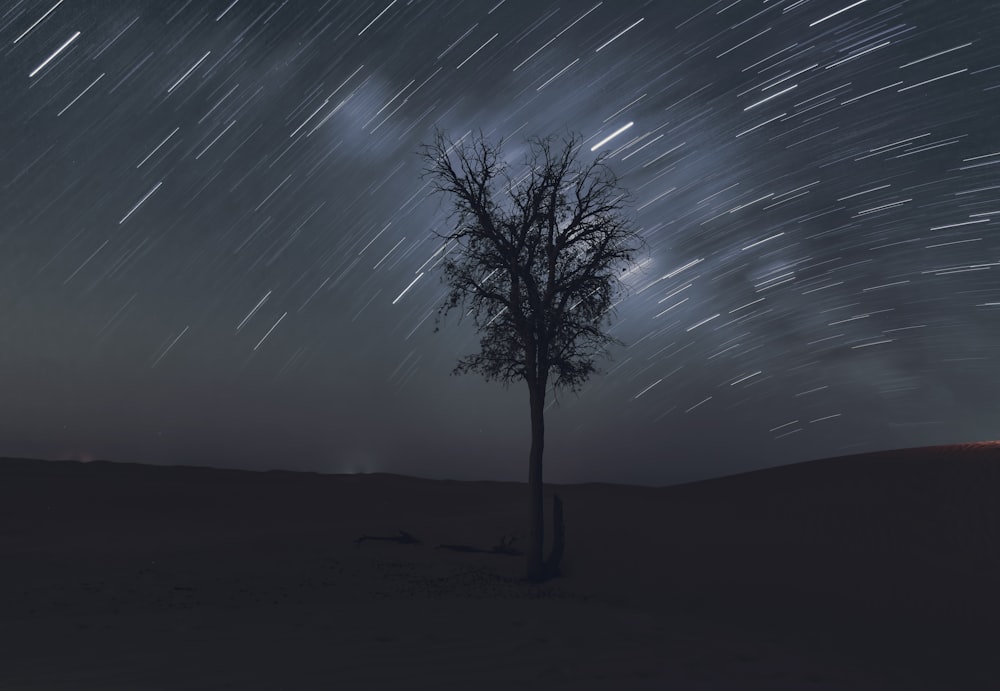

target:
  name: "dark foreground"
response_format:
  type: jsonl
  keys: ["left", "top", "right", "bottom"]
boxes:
{"left": 1, "top": 443, "right": 998, "bottom": 689}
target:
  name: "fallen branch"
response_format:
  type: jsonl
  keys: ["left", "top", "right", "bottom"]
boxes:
{"left": 435, "top": 534, "right": 522, "bottom": 556}
{"left": 491, "top": 534, "right": 522, "bottom": 555}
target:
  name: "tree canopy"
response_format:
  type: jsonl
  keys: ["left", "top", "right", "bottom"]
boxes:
{"left": 422, "top": 130, "right": 644, "bottom": 396}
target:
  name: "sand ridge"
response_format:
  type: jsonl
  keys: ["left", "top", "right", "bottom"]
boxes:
{"left": 1, "top": 445, "right": 998, "bottom": 688}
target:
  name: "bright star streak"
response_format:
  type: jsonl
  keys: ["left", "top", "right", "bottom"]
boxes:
{"left": 591, "top": 122, "right": 634, "bottom": 151}
{"left": 29, "top": 31, "right": 80, "bottom": 77}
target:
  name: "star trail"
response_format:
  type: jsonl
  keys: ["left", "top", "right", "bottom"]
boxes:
{"left": 1, "top": 0, "right": 998, "bottom": 485}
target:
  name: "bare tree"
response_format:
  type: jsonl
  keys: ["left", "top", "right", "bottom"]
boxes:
{"left": 421, "top": 130, "right": 644, "bottom": 581}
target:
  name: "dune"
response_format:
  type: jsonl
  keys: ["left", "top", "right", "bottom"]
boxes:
{"left": 1, "top": 444, "right": 998, "bottom": 689}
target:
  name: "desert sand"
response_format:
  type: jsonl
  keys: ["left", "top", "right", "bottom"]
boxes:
{"left": 1, "top": 443, "right": 998, "bottom": 689}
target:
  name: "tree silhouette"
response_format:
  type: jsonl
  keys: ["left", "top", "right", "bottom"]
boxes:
{"left": 421, "top": 130, "right": 644, "bottom": 582}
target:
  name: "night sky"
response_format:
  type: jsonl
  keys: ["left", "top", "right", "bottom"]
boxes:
{"left": 1, "top": 0, "right": 998, "bottom": 485}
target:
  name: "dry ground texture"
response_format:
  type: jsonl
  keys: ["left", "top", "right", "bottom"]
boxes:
{"left": 1, "top": 443, "right": 998, "bottom": 689}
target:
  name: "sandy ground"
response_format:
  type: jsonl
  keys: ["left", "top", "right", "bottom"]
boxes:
{"left": 1, "top": 443, "right": 998, "bottom": 689}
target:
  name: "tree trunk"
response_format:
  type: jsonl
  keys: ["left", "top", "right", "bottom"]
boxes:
{"left": 525, "top": 381, "right": 546, "bottom": 581}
